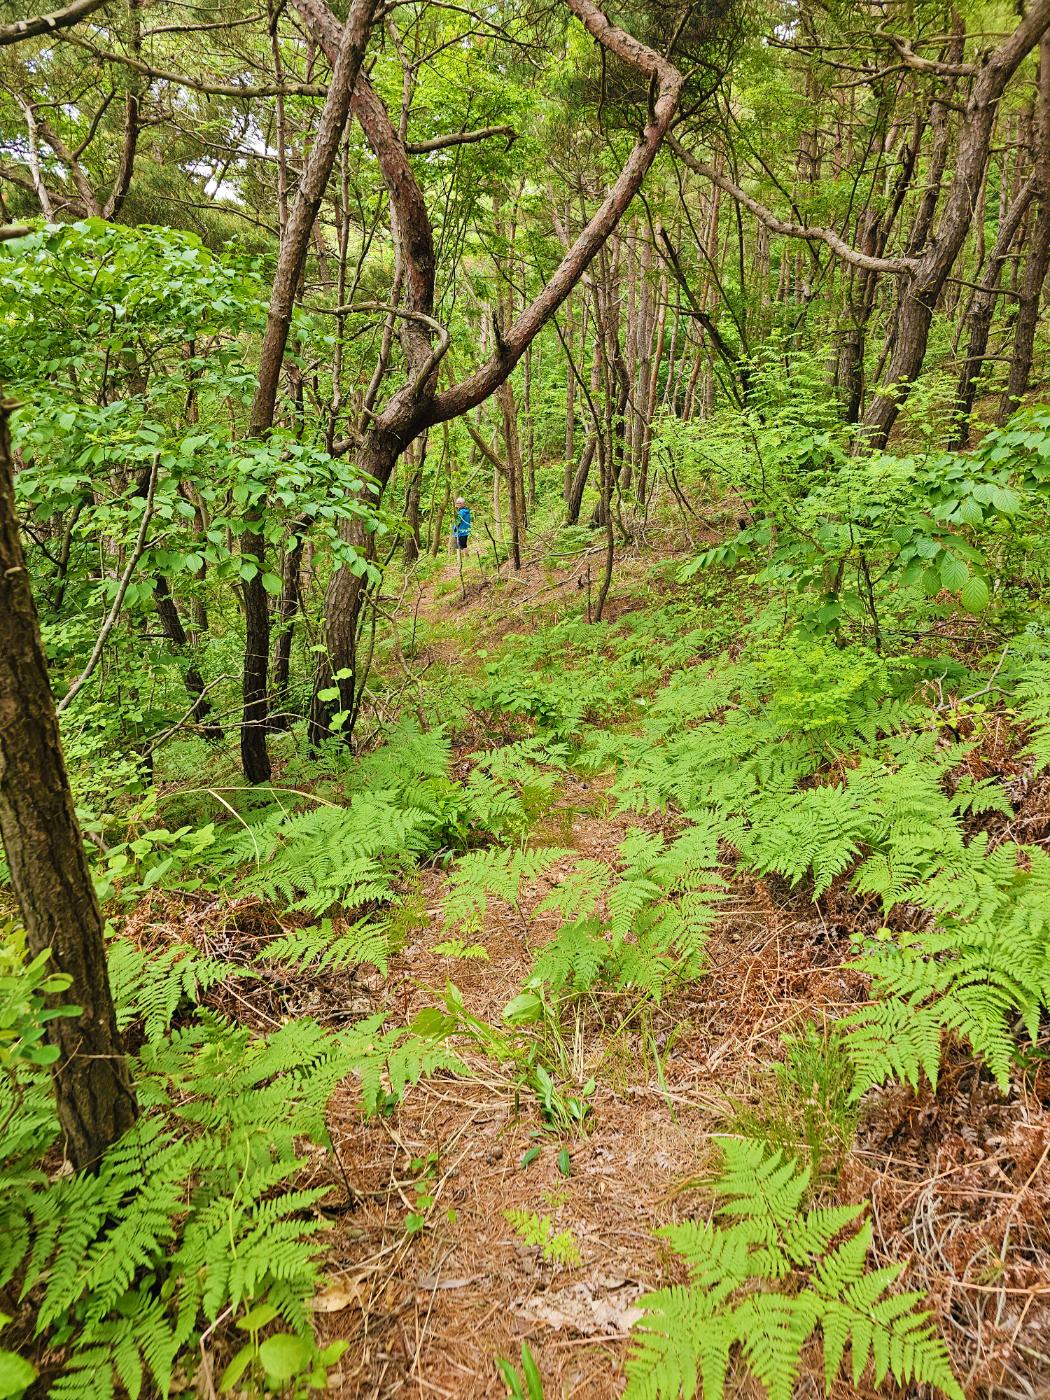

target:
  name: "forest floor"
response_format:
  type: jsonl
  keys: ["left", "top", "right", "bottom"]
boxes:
{"left": 195, "top": 542, "right": 1050, "bottom": 1400}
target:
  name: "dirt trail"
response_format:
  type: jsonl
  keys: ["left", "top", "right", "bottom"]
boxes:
{"left": 309, "top": 763, "right": 865, "bottom": 1398}
{"left": 300, "top": 553, "right": 1050, "bottom": 1398}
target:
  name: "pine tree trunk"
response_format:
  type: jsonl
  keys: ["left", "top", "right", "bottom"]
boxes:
{"left": 498, "top": 379, "right": 523, "bottom": 569}
{"left": 564, "top": 293, "right": 576, "bottom": 500}
{"left": 0, "top": 399, "right": 137, "bottom": 1171}
{"left": 952, "top": 174, "right": 1035, "bottom": 444}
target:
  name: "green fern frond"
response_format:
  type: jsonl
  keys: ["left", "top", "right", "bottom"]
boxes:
{"left": 442, "top": 846, "right": 567, "bottom": 934}
{"left": 108, "top": 941, "right": 244, "bottom": 1042}
{"left": 626, "top": 1142, "right": 961, "bottom": 1400}
{"left": 258, "top": 917, "right": 391, "bottom": 975}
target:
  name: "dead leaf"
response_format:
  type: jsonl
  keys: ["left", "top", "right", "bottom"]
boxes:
{"left": 310, "top": 1281, "right": 366, "bottom": 1313}
{"left": 513, "top": 1282, "right": 644, "bottom": 1336}
{"left": 416, "top": 1274, "right": 481, "bottom": 1290}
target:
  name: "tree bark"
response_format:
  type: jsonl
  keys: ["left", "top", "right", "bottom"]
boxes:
{"left": 864, "top": 0, "right": 1050, "bottom": 446}
{"left": 952, "top": 174, "right": 1035, "bottom": 443}
{"left": 240, "top": 0, "right": 378, "bottom": 783}
{"left": 0, "top": 399, "right": 137, "bottom": 1171}
{"left": 154, "top": 575, "right": 221, "bottom": 740}
{"left": 1000, "top": 32, "right": 1050, "bottom": 422}
{"left": 0, "top": 0, "right": 107, "bottom": 46}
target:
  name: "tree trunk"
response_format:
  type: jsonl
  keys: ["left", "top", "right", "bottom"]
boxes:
{"left": 0, "top": 400, "right": 137, "bottom": 1171}
{"left": 498, "top": 378, "right": 523, "bottom": 569}
{"left": 308, "top": 429, "right": 404, "bottom": 747}
{"left": 952, "top": 174, "right": 1035, "bottom": 444}
{"left": 154, "top": 575, "right": 221, "bottom": 740}
{"left": 240, "top": 0, "right": 379, "bottom": 783}
{"left": 269, "top": 516, "right": 310, "bottom": 731}
{"left": 1000, "top": 32, "right": 1050, "bottom": 422}
{"left": 864, "top": 1, "right": 1050, "bottom": 446}
{"left": 564, "top": 291, "right": 576, "bottom": 498}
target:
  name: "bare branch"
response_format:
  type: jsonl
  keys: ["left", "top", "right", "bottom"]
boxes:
{"left": 58, "top": 34, "right": 328, "bottom": 97}
{"left": 0, "top": 0, "right": 107, "bottom": 47}
{"left": 875, "top": 27, "right": 976, "bottom": 76}
{"left": 424, "top": 0, "right": 686, "bottom": 426}
{"left": 405, "top": 124, "right": 516, "bottom": 154}
{"left": 667, "top": 135, "right": 915, "bottom": 275}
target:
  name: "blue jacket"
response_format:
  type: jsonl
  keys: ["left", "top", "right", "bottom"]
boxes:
{"left": 455, "top": 506, "right": 471, "bottom": 537}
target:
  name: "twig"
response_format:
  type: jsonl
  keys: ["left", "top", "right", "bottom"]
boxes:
{"left": 145, "top": 673, "right": 232, "bottom": 753}
{"left": 57, "top": 456, "right": 159, "bottom": 713}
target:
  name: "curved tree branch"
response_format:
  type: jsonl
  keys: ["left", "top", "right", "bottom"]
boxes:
{"left": 423, "top": 0, "right": 685, "bottom": 426}
{"left": 59, "top": 34, "right": 329, "bottom": 97}
{"left": 405, "top": 124, "right": 516, "bottom": 154}
{"left": 667, "top": 135, "right": 915, "bottom": 275}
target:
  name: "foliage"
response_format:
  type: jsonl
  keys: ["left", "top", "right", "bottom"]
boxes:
{"left": 625, "top": 1139, "right": 963, "bottom": 1400}
{"left": 0, "top": 938, "right": 461, "bottom": 1398}
{"left": 673, "top": 377, "right": 1050, "bottom": 644}
{"left": 496, "top": 1342, "right": 545, "bottom": 1400}
{"left": 504, "top": 1209, "right": 581, "bottom": 1267}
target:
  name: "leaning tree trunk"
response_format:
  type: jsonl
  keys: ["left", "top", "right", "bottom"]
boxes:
{"left": 308, "top": 428, "right": 405, "bottom": 747}
{"left": 240, "top": 0, "right": 379, "bottom": 783}
{"left": 0, "top": 399, "right": 137, "bottom": 1171}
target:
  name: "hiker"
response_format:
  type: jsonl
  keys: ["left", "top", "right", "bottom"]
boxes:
{"left": 453, "top": 496, "right": 472, "bottom": 552}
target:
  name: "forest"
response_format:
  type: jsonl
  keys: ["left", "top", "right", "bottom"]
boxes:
{"left": 0, "top": 0, "right": 1048, "bottom": 1394}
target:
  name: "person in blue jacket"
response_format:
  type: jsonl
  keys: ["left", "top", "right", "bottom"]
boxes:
{"left": 453, "top": 497, "right": 471, "bottom": 551}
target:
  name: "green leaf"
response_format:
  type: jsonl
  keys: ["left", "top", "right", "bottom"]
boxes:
{"left": 939, "top": 553, "right": 969, "bottom": 591}
{"left": 0, "top": 1350, "right": 37, "bottom": 1399}
{"left": 989, "top": 485, "right": 1020, "bottom": 513}
{"left": 236, "top": 1302, "right": 280, "bottom": 1333}
{"left": 258, "top": 1332, "right": 313, "bottom": 1383}
{"left": 959, "top": 575, "right": 990, "bottom": 613}
{"left": 502, "top": 991, "right": 543, "bottom": 1025}
{"left": 219, "top": 1343, "right": 254, "bottom": 1393}
{"left": 520, "top": 1342, "right": 544, "bottom": 1398}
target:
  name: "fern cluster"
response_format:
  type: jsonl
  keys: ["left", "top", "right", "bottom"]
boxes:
{"left": 580, "top": 634, "right": 1050, "bottom": 1095}
{"left": 108, "top": 720, "right": 536, "bottom": 920}
{"left": 0, "top": 940, "right": 463, "bottom": 1398}
{"left": 504, "top": 1208, "right": 581, "bottom": 1267}
{"left": 107, "top": 939, "right": 243, "bottom": 1040}
{"left": 529, "top": 826, "right": 721, "bottom": 1000}
{"left": 626, "top": 1139, "right": 962, "bottom": 1400}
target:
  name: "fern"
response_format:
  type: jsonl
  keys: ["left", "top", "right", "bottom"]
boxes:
{"left": 625, "top": 1139, "right": 963, "bottom": 1400}
{"left": 257, "top": 917, "right": 392, "bottom": 975}
{"left": 526, "top": 825, "right": 722, "bottom": 1002}
{"left": 235, "top": 798, "right": 432, "bottom": 915}
{"left": 107, "top": 939, "right": 244, "bottom": 1042}
{"left": 0, "top": 966, "right": 464, "bottom": 1398}
{"left": 441, "top": 846, "right": 568, "bottom": 935}
{"left": 1001, "top": 643, "right": 1050, "bottom": 773}
{"left": 432, "top": 939, "right": 490, "bottom": 960}
{"left": 504, "top": 1209, "right": 581, "bottom": 1267}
